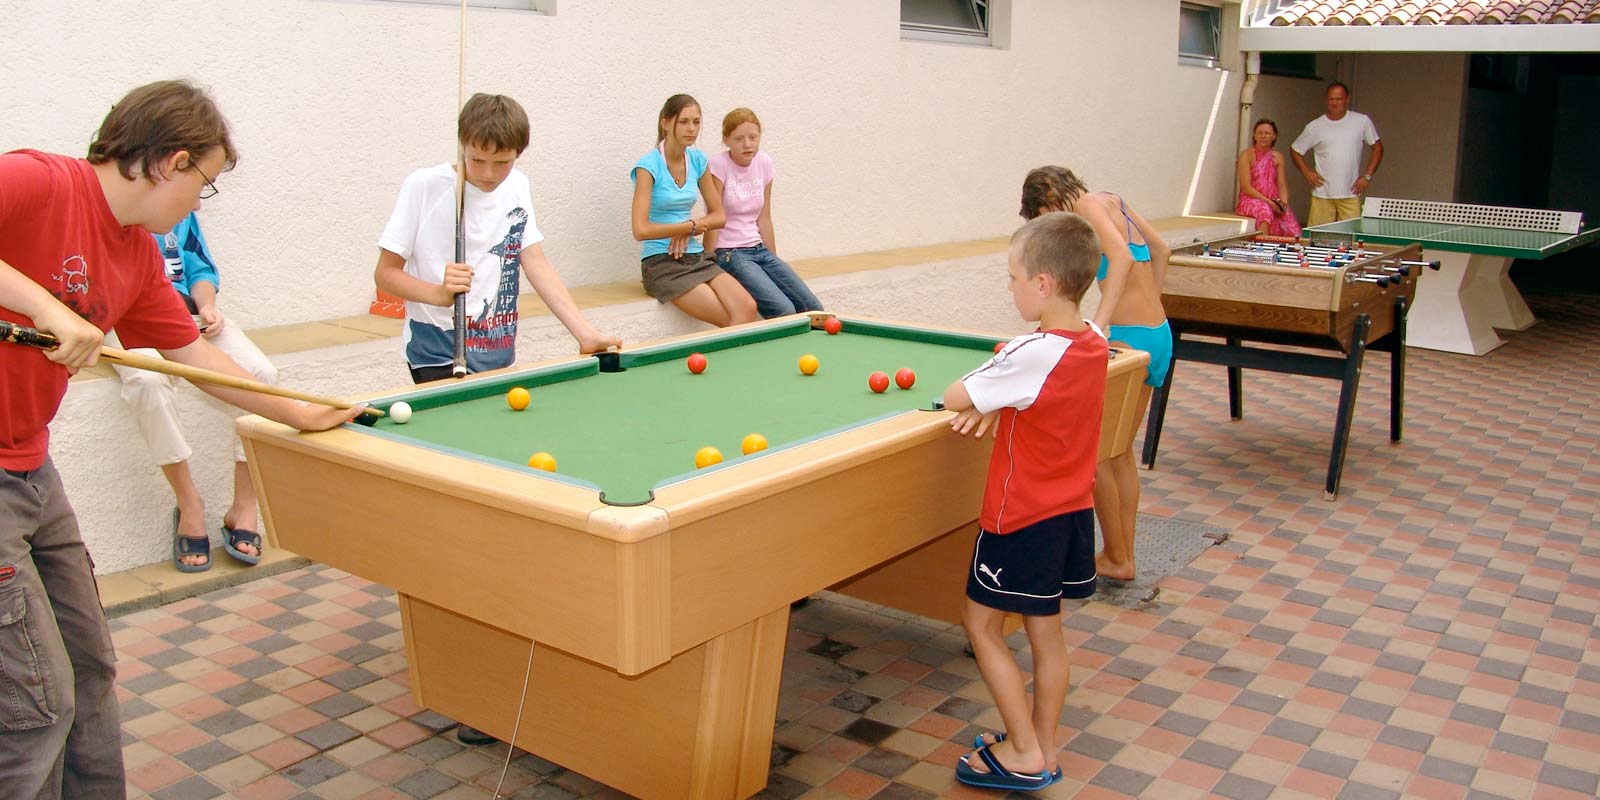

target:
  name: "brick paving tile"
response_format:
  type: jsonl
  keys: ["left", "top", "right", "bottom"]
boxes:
{"left": 115, "top": 291, "right": 1600, "bottom": 797}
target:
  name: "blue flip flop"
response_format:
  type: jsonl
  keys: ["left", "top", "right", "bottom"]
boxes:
{"left": 221, "top": 524, "right": 262, "bottom": 566}
{"left": 955, "top": 744, "right": 1058, "bottom": 792}
{"left": 973, "top": 731, "right": 1007, "bottom": 748}
{"left": 172, "top": 508, "right": 211, "bottom": 573}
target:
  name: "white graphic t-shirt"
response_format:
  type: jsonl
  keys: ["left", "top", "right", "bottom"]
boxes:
{"left": 378, "top": 164, "right": 544, "bottom": 372}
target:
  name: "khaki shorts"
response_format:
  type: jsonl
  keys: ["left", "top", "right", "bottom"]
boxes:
{"left": 641, "top": 251, "right": 726, "bottom": 304}
{"left": 1308, "top": 196, "right": 1362, "bottom": 227}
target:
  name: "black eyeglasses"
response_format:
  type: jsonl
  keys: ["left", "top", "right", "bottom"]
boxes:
{"left": 193, "top": 163, "right": 219, "bottom": 200}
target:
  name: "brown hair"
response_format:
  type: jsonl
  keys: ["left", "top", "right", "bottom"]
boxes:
{"left": 1326, "top": 81, "right": 1350, "bottom": 98}
{"left": 1253, "top": 118, "right": 1279, "bottom": 145}
{"left": 458, "top": 93, "right": 530, "bottom": 154}
{"left": 87, "top": 80, "right": 237, "bottom": 181}
{"left": 722, "top": 107, "right": 761, "bottom": 139}
{"left": 657, "top": 94, "right": 700, "bottom": 143}
{"left": 1011, "top": 212, "right": 1099, "bottom": 303}
{"left": 1019, "top": 166, "right": 1089, "bottom": 220}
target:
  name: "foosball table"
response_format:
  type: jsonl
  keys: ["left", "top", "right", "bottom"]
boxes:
{"left": 1142, "top": 232, "right": 1434, "bottom": 499}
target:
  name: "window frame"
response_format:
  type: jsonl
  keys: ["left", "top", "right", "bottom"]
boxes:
{"left": 900, "top": 0, "right": 991, "bottom": 46}
{"left": 376, "top": 0, "right": 545, "bottom": 12}
{"left": 1178, "top": 2, "right": 1222, "bottom": 69}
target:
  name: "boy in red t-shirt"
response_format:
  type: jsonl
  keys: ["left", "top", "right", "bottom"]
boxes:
{"left": 0, "top": 80, "right": 363, "bottom": 799}
{"left": 941, "top": 211, "right": 1108, "bottom": 792}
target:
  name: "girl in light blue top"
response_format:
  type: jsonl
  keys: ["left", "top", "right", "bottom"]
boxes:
{"left": 629, "top": 94, "right": 757, "bottom": 327}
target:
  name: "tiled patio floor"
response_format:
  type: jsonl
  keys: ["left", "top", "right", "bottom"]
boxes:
{"left": 112, "top": 291, "right": 1600, "bottom": 799}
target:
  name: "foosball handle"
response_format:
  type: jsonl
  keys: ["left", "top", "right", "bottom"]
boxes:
{"left": 1428, "top": 260, "right": 1442, "bottom": 271}
{"left": 1375, "top": 276, "right": 1391, "bottom": 288}
{"left": 1395, "top": 264, "right": 1411, "bottom": 277}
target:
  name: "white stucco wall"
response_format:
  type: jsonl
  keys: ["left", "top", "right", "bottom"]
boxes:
{"left": 1, "top": 0, "right": 1243, "bottom": 331}
{"left": 6, "top": 0, "right": 1253, "bottom": 573}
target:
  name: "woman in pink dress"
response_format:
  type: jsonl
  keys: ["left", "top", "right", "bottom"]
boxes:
{"left": 1236, "top": 119, "right": 1301, "bottom": 237}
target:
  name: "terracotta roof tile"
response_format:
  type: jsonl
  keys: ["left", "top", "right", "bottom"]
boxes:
{"left": 1267, "top": 0, "right": 1600, "bottom": 24}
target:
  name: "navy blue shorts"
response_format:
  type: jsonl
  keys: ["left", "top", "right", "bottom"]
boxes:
{"left": 965, "top": 508, "right": 1097, "bottom": 616}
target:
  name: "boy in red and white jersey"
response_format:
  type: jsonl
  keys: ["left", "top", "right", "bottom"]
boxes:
{"left": 941, "top": 211, "right": 1107, "bottom": 792}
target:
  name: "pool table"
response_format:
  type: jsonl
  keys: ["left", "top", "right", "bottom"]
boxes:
{"left": 238, "top": 314, "right": 1150, "bottom": 800}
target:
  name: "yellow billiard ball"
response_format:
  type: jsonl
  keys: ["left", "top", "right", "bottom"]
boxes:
{"left": 741, "top": 433, "right": 769, "bottom": 455}
{"left": 694, "top": 446, "right": 723, "bottom": 469}
{"left": 798, "top": 354, "right": 819, "bottom": 375}
{"left": 527, "top": 451, "right": 557, "bottom": 471}
{"left": 507, "top": 387, "right": 531, "bottom": 411}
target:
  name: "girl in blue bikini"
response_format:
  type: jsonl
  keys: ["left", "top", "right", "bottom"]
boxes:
{"left": 1020, "top": 166, "right": 1171, "bottom": 583}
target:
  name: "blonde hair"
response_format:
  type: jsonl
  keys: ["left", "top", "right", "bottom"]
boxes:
{"left": 1011, "top": 212, "right": 1099, "bottom": 303}
{"left": 722, "top": 108, "right": 761, "bottom": 139}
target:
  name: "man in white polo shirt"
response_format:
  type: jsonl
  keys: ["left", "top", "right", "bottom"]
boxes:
{"left": 1291, "top": 82, "right": 1384, "bottom": 227}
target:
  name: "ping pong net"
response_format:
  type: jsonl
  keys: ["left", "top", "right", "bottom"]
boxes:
{"left": 1362, "top": 198, "right": 1584, "bottom": 235}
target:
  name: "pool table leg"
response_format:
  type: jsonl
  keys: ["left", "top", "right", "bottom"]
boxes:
{"left": 399, "top": 594, "right": 789, "bottom": 800}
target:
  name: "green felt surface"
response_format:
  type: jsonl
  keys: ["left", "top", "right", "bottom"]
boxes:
{"left": 1306, "top": 217, "right": 1599, "bottom": 260}
{"left": 361, "top": 322, "right": 1000, "bottom": 505}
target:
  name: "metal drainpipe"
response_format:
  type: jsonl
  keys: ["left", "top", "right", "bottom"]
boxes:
{"left": 1240, "top": 51, "right": 1261, "bottom": 153}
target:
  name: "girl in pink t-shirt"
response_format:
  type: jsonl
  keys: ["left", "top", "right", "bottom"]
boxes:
{"left": 705, "top": 108, "right": 822, "bottom": 318}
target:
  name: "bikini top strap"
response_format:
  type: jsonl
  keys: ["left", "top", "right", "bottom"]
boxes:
{"left": 1114, "top": 194, "right": 1146, "bottom": 247}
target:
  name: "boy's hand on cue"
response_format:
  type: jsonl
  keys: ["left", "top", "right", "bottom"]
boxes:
{"left": 34, "top": 305, "right": 103, "bottom": 372}
{"left": 290, "top": 401, "right": 369, "bottom": 432}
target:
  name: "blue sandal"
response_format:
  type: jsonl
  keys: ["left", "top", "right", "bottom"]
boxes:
{"left": 973, "top": 731, "right": 1007, "bottom": 747}
{"left": 221, "top": 524, "right": 262, "bottom": 566}
{"left": 955, "top": 744, "right": 1059, "bottom": 792}
{"left": 172, "top": 528, "right": 212, "bottom": 572}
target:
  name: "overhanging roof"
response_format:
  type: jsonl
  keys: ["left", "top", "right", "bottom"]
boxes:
{"left": 1238, "top": 1, "right": 1600, "bottom": 52}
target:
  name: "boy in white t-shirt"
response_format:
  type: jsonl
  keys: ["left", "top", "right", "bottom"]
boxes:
{"left": 1291, "top": 81, "right": 1384, "bottom": 227}
{"left": 705, "top": 108, "right": 822, "bottom": 318}
{"left": 940, "top": 212, "right": 1108, "bottom": 792}
{"left": 376, "top": 93, "right": 619, "bottom": 384}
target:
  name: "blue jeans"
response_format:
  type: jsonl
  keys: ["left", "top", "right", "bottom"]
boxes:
{"left": 714, "top": 245, "right": 823, "bottom": 318}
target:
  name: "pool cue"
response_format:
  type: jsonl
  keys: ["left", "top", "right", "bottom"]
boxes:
{"left": 450, "top": 0, "right": 469, "bottom": 379}
{"left": 0, "top": 321, "right": 382, "bottom": 418}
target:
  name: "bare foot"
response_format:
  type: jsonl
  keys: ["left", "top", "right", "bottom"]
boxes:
{"left": 1096, "top": 550, "right": 1136, "bottom": 582}
{"left": 223, "top": 509, "right": 261, "bottom": 558}
{"left": 175, "top": 504, "right": 209, "bottom": 568}
{"left": 961, "top": 738, "right": 1048, "bottom": 777}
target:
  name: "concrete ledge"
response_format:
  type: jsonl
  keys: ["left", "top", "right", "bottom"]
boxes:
{"left": 97, "top": 545, "right": 311, "bottom": 618}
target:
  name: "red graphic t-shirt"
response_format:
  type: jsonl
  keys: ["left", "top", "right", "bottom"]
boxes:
{"left": 961, "top": 326, "right": 1109, "bottom": 533}
{"left": 0, "top": 150, "right": 196, "bottom": 470}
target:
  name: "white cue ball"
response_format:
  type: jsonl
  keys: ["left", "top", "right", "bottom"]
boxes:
{"left": 390, "top": 401, "right": 412, "bottom": 424}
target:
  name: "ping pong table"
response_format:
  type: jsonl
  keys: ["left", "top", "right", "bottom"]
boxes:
{"left": 1307, "top": 198, "right": 1598, "bottom": 355}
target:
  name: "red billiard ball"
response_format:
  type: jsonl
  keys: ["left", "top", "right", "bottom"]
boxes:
{"left": 823, "top": 317, "right": 843, "bottom": 335}
{"left": 687, "top": 353, "right": 707, "bottom": 374}
{"left": 895, "top": 368, "right": 916, "bottom": 390}
{"left": 868, "top": 371, "right": 890, "bottom": 393}
{"left": 993, "top": 341, "right": 1006, "bottom": 354}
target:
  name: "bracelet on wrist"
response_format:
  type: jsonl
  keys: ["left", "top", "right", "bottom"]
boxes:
{"left": 688, "top": 219, "right": 699, "bottom": 236}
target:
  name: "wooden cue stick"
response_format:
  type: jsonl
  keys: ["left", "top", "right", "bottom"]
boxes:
{"left": 450, "top": 0, "right": 469, "bottom": 378}
{"left": 0, "top": 320, "right": 382, "bottom": 418}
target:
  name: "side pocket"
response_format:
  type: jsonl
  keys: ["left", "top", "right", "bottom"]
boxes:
{"left": 0, "top": 585, "right": 60, "bottom": 731}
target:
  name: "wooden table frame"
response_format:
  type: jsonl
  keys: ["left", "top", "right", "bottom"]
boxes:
{"left": 238, "top": 314, "right": 1150, "bottom": 799}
